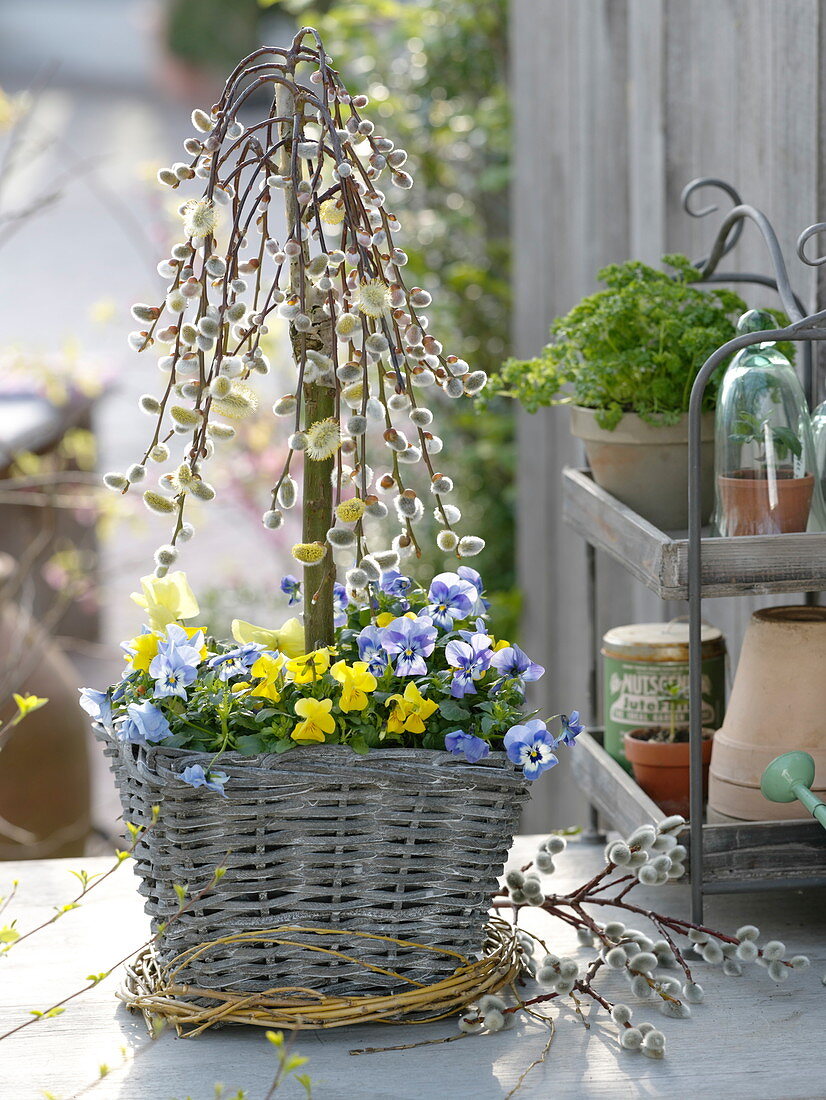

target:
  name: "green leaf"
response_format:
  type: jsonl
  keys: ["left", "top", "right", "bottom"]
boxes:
{"left": 438, "top": 700, "right": 471, "bottom": 722}
{"left": 236, "top": 734, "right": 265, "bottom": 756}
{"left": 349, "top": 735, "right": 370, "bottom": 755}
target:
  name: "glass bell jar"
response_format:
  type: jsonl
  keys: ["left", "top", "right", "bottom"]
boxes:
{"left": 713, "top": 309, "right": 824, "bottom": 537}
{"left": 811, "top": 399, "right": 826, "bottom": 504}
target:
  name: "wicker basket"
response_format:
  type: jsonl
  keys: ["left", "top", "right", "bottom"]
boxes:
{"left": 98, "top": 731, "right": 529, "bottom": 995}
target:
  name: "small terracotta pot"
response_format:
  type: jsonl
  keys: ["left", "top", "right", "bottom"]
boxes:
{"left": 624, "top": 727, "right": 714, "bottom": 819}
{"left": 717, "top": 470, "right": 813, "bottom": 536}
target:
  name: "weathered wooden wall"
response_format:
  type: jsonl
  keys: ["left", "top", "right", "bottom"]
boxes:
{"left": 512, "top": 0, "right": 826, "bottom": 829}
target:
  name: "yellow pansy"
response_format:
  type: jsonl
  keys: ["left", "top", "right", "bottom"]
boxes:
{"left": 291, "top": 697, "right": 336, "bottom": 743}
{"left": 385, "top": 682, "right": 439, "bottom": 735}
{"left": 249, "top": 653, "right": 286, "bottom": 701}
{"left": 232, "top": 681, "right": 251, "bottom": 694}
{"left": 376, "top": 612, "right": 396, "bottom": 628}
{"left": 285, "top": 648, "right": 331, "bottom": 684}
{"left": 123, "top": 631, "right": 161, "bottom": 672}
{"left": 330, "top": 661, "right": 377, "bottom": 712}
{"left": 231, "top": 616, "right": 305, "bottom": 658}
{"left": 493, "top": 639, "right": 510, "bottom": 651}
{"left": 131, "top": 572, "right": 200, "bottom": 631}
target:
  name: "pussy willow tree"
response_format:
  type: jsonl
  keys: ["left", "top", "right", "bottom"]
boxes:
{"left": 107, "top": 28, "right": 487, "bottom": 650}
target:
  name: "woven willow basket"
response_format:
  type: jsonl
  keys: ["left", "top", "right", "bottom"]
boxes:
{"left": 99, "top": 731, "right": 529, "bottom": 995}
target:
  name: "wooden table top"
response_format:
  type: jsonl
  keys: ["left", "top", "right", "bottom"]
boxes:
{"left": 1, "top": 836, "right": 824, "bottom": 1099}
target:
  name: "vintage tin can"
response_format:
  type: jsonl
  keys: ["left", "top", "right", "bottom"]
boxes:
{"left": 602, "top": 622, "right": 726, "bottom": 770}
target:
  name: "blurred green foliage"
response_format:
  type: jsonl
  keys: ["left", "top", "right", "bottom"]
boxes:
{"left": 266, "top": 0, "right": 517, "bottom": 614}
{"left": 166, "top": 0, "right": 262, "bottom": 73}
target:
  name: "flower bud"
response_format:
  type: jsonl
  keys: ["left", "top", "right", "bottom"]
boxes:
{"left": 142, "top": 490, "right": 176, "bottom": 514}
{"left": 262, "top": 509, "right": 283, "bottom": 530}
{"left": 189, "top": 480, "right": 216, "bottom": 502}
{"left": 278, "top": 477, "right": 297, "bottom": 510}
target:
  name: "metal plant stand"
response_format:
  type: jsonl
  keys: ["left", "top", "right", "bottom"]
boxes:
{"left": 566, "top": 178, "right": 826, "bottom": 922}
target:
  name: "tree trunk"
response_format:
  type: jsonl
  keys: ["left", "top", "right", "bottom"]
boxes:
{"left": 276, "top": 82, "right": 336, "bottom": 650}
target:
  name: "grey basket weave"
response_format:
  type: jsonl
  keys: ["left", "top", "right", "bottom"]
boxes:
{"left": 99, "top": 731, "right": 529, "bottom": 995}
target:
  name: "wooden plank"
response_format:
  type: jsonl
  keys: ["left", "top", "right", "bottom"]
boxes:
{"left": 702, "top": 819, "right": 826, "bottom": 883}
{"left": 570, "top": 731, "right": 661, "bottom": 836}
{"left": 564, "top": 468, "right": 826, "bottom": 598}
{"left": 2, "top": 850, "right": 825, "bottom": 1099}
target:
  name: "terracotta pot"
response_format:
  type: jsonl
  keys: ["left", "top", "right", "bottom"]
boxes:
{"left": 709, "top": 606, "right": 826, "bottom": 821}
{"left": 569, "top": 406, "right": 715, "bottom": 531}
{"left": 624, "top": 727, "right": 714, "bottom": 819}
{"left": 0, "top": 555, "right": 91, "bottom": 859}
{"left": 717, "top": 470, "right": 813, "bottom": 536}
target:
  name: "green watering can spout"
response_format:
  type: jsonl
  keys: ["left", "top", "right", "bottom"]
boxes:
{"left": 761, "top": 751, "right": 826, "bottom": 830}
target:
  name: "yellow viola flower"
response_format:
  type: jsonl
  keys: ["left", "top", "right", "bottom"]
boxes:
{"left": 124, "top": 631, "right": 162, "bottom": 672}
{"left": 330, "top": 661, "right": 377, "bottom": 712}
{"left": 291, "top": 697, "right": 336, "bottom": 743}
{"left": 285, "top": 648, "right": 331, "bottom": 684}
{"left": 385, "top": 682, "right": 439, "bottom": 735}
{"left": 231, "top": 616, "right": 306, "bottom": 658}
{"left": 376, "top": 612, "right": 396, "bottom": 628}
{"left": 249, "top": 653, "right": 286, "bottom": 701}
{"left": 131, "top": 572, "right": 200, "bottom": 631}
{"left": 493, "top": 639, "right": 510, "bottom": 652}
{"left": 232, "top": 681, "right": 252, "bottom": 694}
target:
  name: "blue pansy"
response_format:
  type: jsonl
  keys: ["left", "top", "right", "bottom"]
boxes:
{"left": 180, "top": 763, "right": 229, "bottom": 796}
{"left": 280, "top": 575, "right": 302, "bottom": 605}
{"left": 149, "top": 625, "right": 203, "bottom": 700}
{"left": 558, "top": 710, "right": 584, "bottom": 747}
{"left": 78, "top": 687, "right": 112, "bottom": 729}
{"left": 490, "top": 644, "right": 545, "bottom": 686}
{"left": 380, "top": 570, "right": 412, "bottom": 608}
{"left": 118, "top": 700, "right": 171, "bottom": 744}
{"left": 444, "top": 633, "right": 494, "bottom": 698}
{"left": 356, "top": 625, "right": 390, "bottom": 677}
{"left": 333, "top": 581, "right": 350, "bottom": 628}
{"left": 503, "top": 719, "right": 558, "bottom": 780}
{"left": 381, "top": 615, "right": 437, "bottom": 676}
{"left": 457, "top": 566, "right": 490, "bottom": 615}
{"left": 424, "top": 572, "right": 477, "bottom": 631}
{"left": 208, "top": 642, "right": 266, "bottom": 681}
{"left": 444, "top": 730, "right": 491, "bottom": 763}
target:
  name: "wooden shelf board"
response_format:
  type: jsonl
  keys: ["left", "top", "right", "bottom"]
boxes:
{"left": 562, "top": 467, "right": 826, "bottom": 598}
{"left": 571, "top": 732, "right": 826, "bottom": 885}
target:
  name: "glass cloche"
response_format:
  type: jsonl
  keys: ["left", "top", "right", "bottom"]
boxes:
{"left": 811, "top": 399, "right": 826, "bottom": 505}
{"left": 713, "top": 309, "right": 824, "bottom": 536}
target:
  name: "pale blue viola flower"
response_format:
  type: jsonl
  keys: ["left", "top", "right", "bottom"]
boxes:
{"left": 280, "top": 575, "right": 302, "bottom": 605}
{"left": 333, "top": 582, "right": 350, "bottom": 628}
{"left": 381, "top": 615, "right": 437, "bottom": 676}
{"left": 503, "top": 719, "right": 558, "bottom": 780}
{"left": 118, "top": 700, "right": 171, "bottom": 744}
{"left": 380, "top": 570, "right": 412, "bottom": 608}
{"left": 180, "top": 763, "right": 229, "bottom": 796}
{"left": 445, "top": 730, "right": 491, "bottom": 763}
{"left": 208, "top": 642, "right": 266, "bottom": 681}
{"left": 78, "top": 687, "right": 112, "bottom": 729}
{"left": 150, "top": 628, "right": 202, "bottom": 699}
{"left": 490, "top": 644, "right": 545, "bottom": 686}
{"left": 424, "top": 572, "right": 476, "bottom": 631}
{"left": 445, "top": 633, "right": 494, "bottom": 698}
{"left": 356, "top": 625, "right": 390, "bottom": 677}
{"left": 457, "top": 565, "right": 490, "bottom": 615}
{"left": 558, "top": 710, "right": 585, "bottom": 747}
